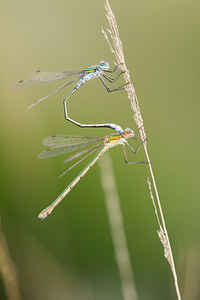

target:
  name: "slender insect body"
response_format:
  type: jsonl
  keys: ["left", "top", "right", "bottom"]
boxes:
{"left": 38, "top": 127, "right": 147, "bottom": 220}
{"left": 12, "top": 60, "right": 126, "bottom": 133}
{"left": 39, "top": 145, "right": 108, "bottom": 220}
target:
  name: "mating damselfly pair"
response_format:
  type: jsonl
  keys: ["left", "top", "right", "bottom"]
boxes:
{"left": 12, "top": 61, "right": 147, "bottom": 219}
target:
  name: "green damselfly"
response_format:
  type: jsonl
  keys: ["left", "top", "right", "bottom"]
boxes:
{"left": 38, "top": 127, "right": 147, "bottom": 220}
{"left": 12, "top": 61, "right": 126, "bottom": 132}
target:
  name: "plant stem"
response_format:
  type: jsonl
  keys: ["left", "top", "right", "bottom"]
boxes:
{"left": 102, "top": 1, "right": 181, "bottom": 299}
{"left": 99, "top": 152, "right": 138, "bottom": 300}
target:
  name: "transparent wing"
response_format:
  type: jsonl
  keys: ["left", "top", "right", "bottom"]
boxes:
{"left": 27, "top": 77, "right": 80, "bottom": 109}
{"left": 11, "top": 70, "right": 82, "bottom": 89}
{"left": 38, "top": 135, "right": 104, "bottom": 159}
{"left": 29, "top": 70, "right": 80, "bottom": 80}
{"left": 57, "top": 143, "right": 103, "bottom": 179}
{"left": 42, "top": 134, "right": 103, "bottom": 147}
{"left": 63, "top": 143, "right": 102, "bottom": 164}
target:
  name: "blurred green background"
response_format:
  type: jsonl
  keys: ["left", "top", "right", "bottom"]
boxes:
{"left": 0, "top": 0, "right": 200, "bottom": 299}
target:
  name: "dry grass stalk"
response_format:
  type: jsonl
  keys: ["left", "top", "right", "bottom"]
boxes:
{"left": 99, "top": 153, "right": 138, "bottom": 300}
{"left": 102, "top": 1, "right": 181, "bottom": 299}
{"left": 0, "top": 220, "right": 22, "bottom": 300}
{"left": 147, "top": 178, "right": 173, "bottom": 269}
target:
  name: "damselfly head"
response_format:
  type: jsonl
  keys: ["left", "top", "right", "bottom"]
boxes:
{"left": 99, "top": 61, "right": 110, "bottom": 70}
{"left": 123, "top": 128, "right": 134, "bottom": 139}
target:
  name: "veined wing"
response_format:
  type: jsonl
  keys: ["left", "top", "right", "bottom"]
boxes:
{"left": 42, "top": 134, "right": 104, "bottom": 147}
{"left": 58, "top": 143, "right": 103, "bottom": 179}
{"left": 38, "top": 135, "right": 104, "bottom": 159}
{"left": 11, "top": 70, "right": 81, "bottom": 89}
{"left": 63, "top": 143, "right": 102, "bottom": 164}
{"left": 27, "top": 77, "right": 80, "bottom": 109}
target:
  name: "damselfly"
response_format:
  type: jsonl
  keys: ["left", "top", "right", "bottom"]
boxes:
{"left": 11, "top": 61, "right": 127, "bottom": 132}
{"left": 38, "top": 128, "right": 147, "bottom": 220}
